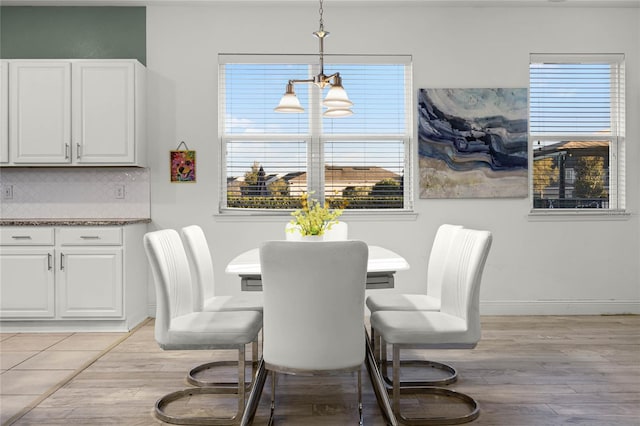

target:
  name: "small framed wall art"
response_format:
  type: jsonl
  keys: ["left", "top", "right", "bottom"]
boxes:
{"left": 170, "top": 141, "right": 196, "bottom": 182}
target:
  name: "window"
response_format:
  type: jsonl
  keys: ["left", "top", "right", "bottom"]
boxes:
{"left": 219, "top": 54, "right": 412, "bottom": 212}
{"left": 530, "top": 54, "right": 625, "bottom": 211}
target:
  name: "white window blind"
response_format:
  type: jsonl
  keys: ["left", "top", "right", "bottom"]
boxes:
{"left": 219, "top": 54, "right": 412, "bottom": 211}
{"left": 529, "top": 54, "right": 625, "bottom": 210}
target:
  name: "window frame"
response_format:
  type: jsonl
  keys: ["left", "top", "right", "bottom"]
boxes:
{"left": 528, "top": 53, "right": 626, "bottom": 218}
{"left": 218, "top": 54, "right": 414, "bottom": 215}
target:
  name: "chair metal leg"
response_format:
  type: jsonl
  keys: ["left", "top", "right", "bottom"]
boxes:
{"left": 390, "top": 344, "right": 479, "bottom": 426}
{"left": 358, "top": 369, "right": 364, "bottom": 426}
{"left": 155, "top": 345, "right": 247, "bottom": 425}
{"left": 240, "top": 358, "right": 268, "bottom": 426}
{"left": 268, "top": 370, "right": 276, "bottom": 426}
{"left": 364, "top": 330, "right": 398, "bottom": 426}
{"left": 376, "top": 329, "right": 457, "bottom": 387}
{"left": 188, "top": 340, "right": 260, "bottom": 389}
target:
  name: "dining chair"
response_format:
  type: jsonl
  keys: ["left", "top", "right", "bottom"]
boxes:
{"left": 370, "top": 227, "right": 492, "bottom": 425}
{"left": 144, "top": 229, "right": 263, "bottom": 425}
{"left": 258, "top": 240, "right": 368, "bottom": 425}
{"left": 366, "top": 224, "right": 463, "bottom": 387}
{"left": 181, "top": 225, "right": 264, "bottom": 387}
{"left": 181, "top": 225, "right": 263, "bottom": 313}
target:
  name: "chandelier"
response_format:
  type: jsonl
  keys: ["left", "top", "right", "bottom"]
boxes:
{"left": 274, "top": 0, "right": 353, "bottom": 117}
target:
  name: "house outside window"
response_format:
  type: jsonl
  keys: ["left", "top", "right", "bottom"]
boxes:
{"left": 530, "top": 54, "right": 625, "bottom": 211}
{"left": 219, "top": 54, "right": 413, "bottom": 212}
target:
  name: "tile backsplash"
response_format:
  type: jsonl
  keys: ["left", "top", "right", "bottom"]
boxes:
{"left": 0, "top": 168, "right": 150, "bottom": 219}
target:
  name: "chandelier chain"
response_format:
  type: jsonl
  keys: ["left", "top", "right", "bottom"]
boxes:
{"left": 318, "top": 0, "right": 324, "bottom": 32}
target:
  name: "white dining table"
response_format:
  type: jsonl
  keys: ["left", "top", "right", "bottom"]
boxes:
{"left": 225, "top": 245, "right": 410, "bottom": 291}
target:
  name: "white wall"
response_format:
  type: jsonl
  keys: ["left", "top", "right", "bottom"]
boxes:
{"left": 145, "top": 3, "right": 640, "bottom": 315}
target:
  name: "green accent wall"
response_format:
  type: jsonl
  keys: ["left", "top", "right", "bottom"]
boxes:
{"left": 0, "top": 7, "right": 146, "bottom": 65}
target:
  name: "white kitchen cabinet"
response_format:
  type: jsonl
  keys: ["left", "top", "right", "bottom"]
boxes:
{"left": 57, "top": 228, "right": 123, "bottom": 318}
{"left": 0, "top": 227, "right": 55, "bottom": 318}
{"left": 7, "top": 59, "right": 145, "bottom": 167}
{"left": 0, "top": 224, "right": 147, "bottom": 331}
{"left": 9, "top": 61, "right": 71, "bottom": 164}
{"left": 0, "top": 248, "right": 55, "bottom": 318}
{"left": 1, "top": 60, "right": 9, "bottom": 164}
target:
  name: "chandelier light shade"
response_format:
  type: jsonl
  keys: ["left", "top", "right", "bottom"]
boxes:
{"left": 322, "top": 77, "right": 354, "bottom": 108}
{"left": 323, "top": 107, "right": 353, "bottom": 118}
{"left": 274, "top": 83, "right": 305, "bottom": 113}
{"left": 274, "top": 0, "right": 353, "bottom": 117}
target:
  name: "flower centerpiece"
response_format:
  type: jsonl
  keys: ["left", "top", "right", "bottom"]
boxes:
{"left": 289, "top": 193, "right": 343, "bottom": 237}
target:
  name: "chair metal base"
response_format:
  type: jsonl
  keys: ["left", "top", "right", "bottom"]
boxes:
{"left": 378, "top": 335, "right": 480, "bottom": 425}
{"left": 187, "top": 340, "right": 260, "bottom": 388}
{"left": 381, "top": 359, "right": 458, "bottom": 387}
{"left": 392, "top": 386, "right": 479, "bottom": 426}
{"left": 155, "top": 345, "right": 249, "bottom": 425}
{"left": 187, "top": 359, "right": 259, "bottom": 389}
{"left": 372, "top": 327, "right": 458, "bottom": 387}
{"left": 155, "top": 387, "right": 245, "bottom": 425}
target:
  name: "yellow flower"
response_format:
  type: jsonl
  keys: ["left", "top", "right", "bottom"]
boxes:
{"left": 289, "top": 193, "right": 343, "bottom": 236}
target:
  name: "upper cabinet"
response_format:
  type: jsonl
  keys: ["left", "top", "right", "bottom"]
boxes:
{"left": 1, "top": 61, "right": 9, "bottom": 164}
{"left": 5, "top": 59, "right": 146, "bottom": 167}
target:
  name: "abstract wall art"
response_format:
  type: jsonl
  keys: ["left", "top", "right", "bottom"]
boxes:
{"left": 418, "top": 88, "right": 528, "bottom": 198}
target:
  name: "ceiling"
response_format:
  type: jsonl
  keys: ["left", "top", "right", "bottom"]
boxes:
{"left": 1, "top": 0, "right": 639, "bottom": 7}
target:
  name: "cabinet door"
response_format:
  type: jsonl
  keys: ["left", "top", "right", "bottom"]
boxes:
{"left": 1, "top": 61, "right": 8, "bottom": 164}
{"left": 57, "top": 247, "right": 123, "bottom": 318}
{"left": 0, "top": 248, "right": 55, "bottom": 318}
{"left": 9, "top": 61, "right": 72, "bottom": 164}
{"left": 72, "top": 62, "right": 135, "bottom": 164}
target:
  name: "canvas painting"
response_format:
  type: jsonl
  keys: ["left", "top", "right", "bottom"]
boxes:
{"left": 418, "top": 88, "right": 528, "bottom": 198}
{"left": 170, "top": 150, "right": 196, "bottom": 182}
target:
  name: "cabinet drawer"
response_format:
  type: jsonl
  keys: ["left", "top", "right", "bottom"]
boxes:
{"left": 57, "top": 227, "right": 122, "bottom": 246}
{"left": 0, "top": 227, "right": 54, "bottom": 245}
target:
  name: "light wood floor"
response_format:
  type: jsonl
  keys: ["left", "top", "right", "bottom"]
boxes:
{"left": 1, "top": 315, "right": 639, "bottom": 425}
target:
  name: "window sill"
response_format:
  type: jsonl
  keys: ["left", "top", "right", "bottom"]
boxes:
{"left": 214, "top": 210, "right": 418, "bottom": 222}
{"left": 528, "top": 209, "right": 631, "bottom": 221}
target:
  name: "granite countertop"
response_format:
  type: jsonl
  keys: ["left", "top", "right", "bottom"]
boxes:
{"left": 0, "top": 218, "right": 152, "bottom": 226}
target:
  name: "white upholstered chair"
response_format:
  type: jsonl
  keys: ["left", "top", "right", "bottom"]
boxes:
{"left": 258, "top": 240, "right": 368, "bottom": 425}
{"left": 370, "top": 228, "right": 492, "bottom": 425}
{"left": 180, "top": 225, "right": 263, "bottom": 387}
{"left": 284, "top": 220, "right": 348, "bottom": 241}
{"left": 181, "top": 225, "right": 263, "bottom": 313}
{"left": 366, "top": 224, "right": 463, "bottom": 386}
{"left": 144, "top": 229, "right": 263, "bottom": 425}
{"left": 366, "top": 224, "right": 462, "bottom": 313}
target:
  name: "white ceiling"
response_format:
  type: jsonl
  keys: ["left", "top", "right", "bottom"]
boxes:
{"left": 1, "top": 0, "right": 639, "bottom": 7}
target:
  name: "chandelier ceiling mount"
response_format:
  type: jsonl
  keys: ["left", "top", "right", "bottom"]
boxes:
{"left": 274, "top": 0, "right": 353, "bottom": 117}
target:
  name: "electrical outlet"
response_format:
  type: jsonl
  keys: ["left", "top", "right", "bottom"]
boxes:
{"left": 114, "top": 184, "right": 125, "bottom": 199}
{"left": 2, "top": 185, "right": 13, "bottom": 200}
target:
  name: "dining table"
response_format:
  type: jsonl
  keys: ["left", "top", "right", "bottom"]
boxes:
{"left": 226, "top": 242, "right": 409, "bottom": 426}
{"left": 226, "top": 244, "right": 410, "bottom": 291}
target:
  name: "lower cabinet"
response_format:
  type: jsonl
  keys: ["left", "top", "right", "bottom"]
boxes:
{"left": 0, "top": 224, "right": 147, "bottom": 331}
{"left": 58, "top": 247, "right": 123, "bottom": 318}
{"left": 0, "top": 247, "right": 55, "bottom": 318}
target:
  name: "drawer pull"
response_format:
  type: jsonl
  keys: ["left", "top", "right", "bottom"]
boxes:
{"left": 80, "top": 236, "right": 101, "bottom": 240}
{"left": 11, "top": 236, "right": 32, "bottom": 240}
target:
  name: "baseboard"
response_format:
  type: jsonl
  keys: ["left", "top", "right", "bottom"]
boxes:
{"left": 481, "top": 300, "right": 640, "bottom": 315}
